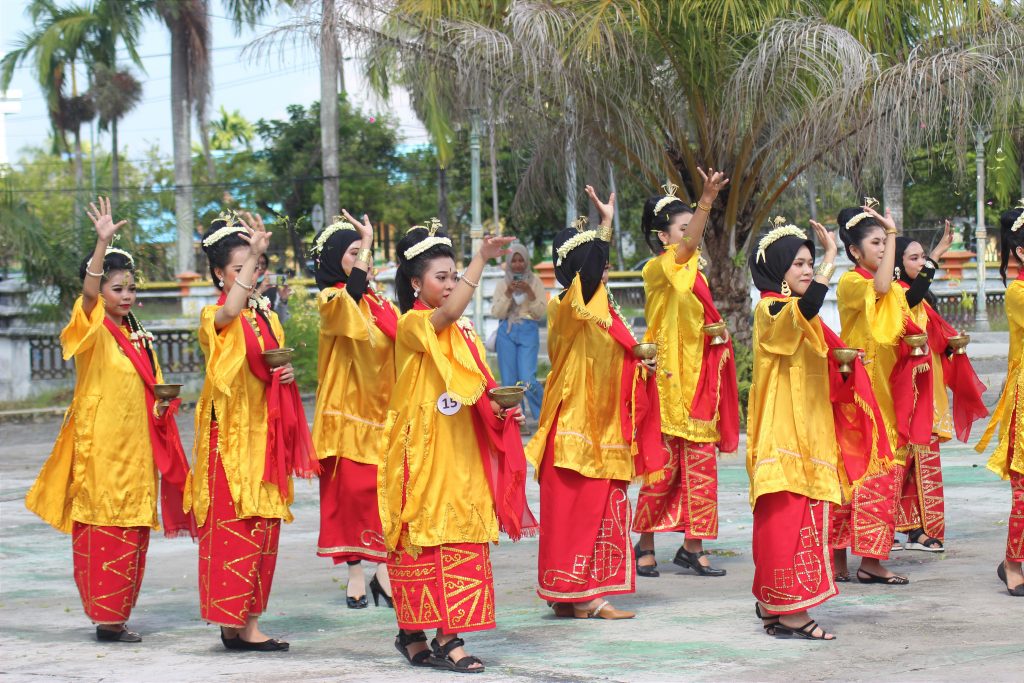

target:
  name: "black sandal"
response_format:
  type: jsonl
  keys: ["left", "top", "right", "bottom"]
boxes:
{"left": 430, "top": 637, "right": 485, "bottom": 674}
{"left": 996, "top": 562, "right": 1024, "bottom": 597}
{"left": 394, "top": 630, "right": 433, "bottom": 667}
{"left": 905, "top": 528, "right": 944, "bottom": 553}
{"left": 220, "top": 627, "right": 289, "bottom": 651}
{"left": 673, "top": 546, "right": 726, "bottom": 577}
{"left": 774, "top": 619, "right": 835, "bottom": 641}
{"left": 835, "top": 572, "right": 850, "bottom": 583}
{"left": 857, "top": 569, "right": 909, "bottom": 585}
{"left": 96, "top": 626, "right": 141, "bottom": 643}
{"left": 754, "top": 603, "right": 778, "bottom": 636}
{"left": 634, "top": 542, "right": 659, "bottom": 578}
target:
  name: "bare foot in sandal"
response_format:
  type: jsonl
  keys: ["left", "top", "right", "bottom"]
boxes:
{"left": 776, "top": 610, "right": 835, "bottom": 640}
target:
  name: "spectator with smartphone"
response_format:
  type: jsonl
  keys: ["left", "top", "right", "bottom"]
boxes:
{"left": 490, "top": 243, "right": 547, "bottom": 423}
{"left": 255, "top": 254, "right": 292, "bottom": 323}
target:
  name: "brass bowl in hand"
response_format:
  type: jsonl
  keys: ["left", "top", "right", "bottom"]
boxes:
{"left": 153, "top": 383, "right": 183, "bottom": 400}
{"left": 832, "top": 348, "right": 858, "bottom": 375}
{"left": 262, "top": 347, "right": 295, "bottom": 368}
{"left": 702, "top": 321, "right": 728, "bottom": 346}
{"left": 488, "top": 386, "right": 526, "bottom": 409}
{"left": 903, "top": 333, "right": 928, "bottom": 356}
{"left": 632, "top": 343, "right": 658, "bottom": 361}
{"left": 947, "top": 333, "right": 970, "bottom": 355}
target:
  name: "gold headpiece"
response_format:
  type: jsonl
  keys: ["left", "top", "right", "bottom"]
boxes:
{"left": 755, "top": 216, "right": 807, "bottom": 263}
{"left": 1011, "top": 199, "right": 1024, "bottom": 232}
{"left": 403, "top": 218, "right": 452, "bottom": 260}
{"left": 653, "top": 182, "right": 683, "bottom": 216}
{"left": 202, "top": 209, "right": 247, "bottom": 247}
{"left": 310, "top": 217, "right": 357, "bottom": 255}
{"left": 845, "top": 197, "right": 880, "bottom": 230}
{"left": 557, "top": 216, "right": 599, "bottom": 265}
{"left": 104, "top": 246, "right": 135, "bottom": 268}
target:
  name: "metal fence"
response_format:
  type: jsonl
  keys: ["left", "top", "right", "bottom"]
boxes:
{"left": 29, "top": 327, "right": 204, "bottom": 381}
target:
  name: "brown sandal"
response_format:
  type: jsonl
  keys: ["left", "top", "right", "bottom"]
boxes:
{"left": 573, "top": 600, "right": 635, "bottom": 620}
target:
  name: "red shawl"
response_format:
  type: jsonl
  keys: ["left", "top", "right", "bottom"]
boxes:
{"left": 606, "top": 305, "right": 667, "bottom": 480}
{"left": 219, "top": 294, "right": 320, "bottom": 493}
{"left": 412, "top": 301, "right": 538, "bottom": 540}
{"left": 334, "top": 283, "right": 398, "bottom": 341}
{"left": 854, "top": 267, "right": 933, "bottom": 451}
{"left": 896, "top": 283, "right": 989, "bottom": 441}
{"left": 103, "top": 319, "right": 196, "bottom": 538}
{"left": 689, "top": 274, "right": 740, "bottom": 453}
{"left": 759, "top": 293, "right": 893, "bottom": 485}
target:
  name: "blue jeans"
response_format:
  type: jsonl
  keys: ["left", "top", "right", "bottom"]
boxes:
{"left": 495, "top": 320, "right": 544, "bottom": 419}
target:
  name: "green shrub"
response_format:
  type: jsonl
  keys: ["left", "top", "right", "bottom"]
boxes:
{"left": 732, "top": 340, "right": 753, "bottom": 427}
{"left": 281, "top": 286, "right": 320, "bottom": 393}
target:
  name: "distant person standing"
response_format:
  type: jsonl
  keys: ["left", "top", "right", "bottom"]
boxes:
{"left": 490, "top": 244, "right": 547, "bottom": 421}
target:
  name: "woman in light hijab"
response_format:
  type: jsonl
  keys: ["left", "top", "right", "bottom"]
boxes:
{"left": 490, "top": 243, "right": 547, "bottom": 420}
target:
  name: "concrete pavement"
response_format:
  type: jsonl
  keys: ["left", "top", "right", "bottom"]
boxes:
{"left": 1, "top": 408, "right": 1022, "bottom": 682}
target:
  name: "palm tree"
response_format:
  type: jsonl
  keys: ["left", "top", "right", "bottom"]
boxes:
{"left": 90, "top": 64, "right": 143, "bottom": 206}
{"left": 146, "top": 0, "right": 276, "bottom": 274}
{"left": 322, "top": 1, "right": 1024, "bottom": 340}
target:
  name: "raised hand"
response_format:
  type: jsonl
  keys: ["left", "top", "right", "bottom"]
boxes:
{"left": 86, "top": 196, "right": 127, "bottom": 242}
{"left": 863, "top": 204, "right": 897, "bottom": 234}
{"left": 479, "top": 234, "right": 515, "bottom": 261}
{"left": 341, "top": 209, "right": 374, "bottom": 243}
{"left": 584, "top": 185, "right": 616, "bottom": 226}
{"left": 810, "top": 219, "right": 838, "bottom": 260}
{"left": 697, "top": 167, "right": 730, "bottom": 203}
{"left": 930, "top": 219, "right": 955, "bottom": 261}
{"left": 239, "top": 211, "right": 272, "bottom": 256}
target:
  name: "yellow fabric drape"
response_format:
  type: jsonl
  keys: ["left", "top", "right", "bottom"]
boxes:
{"left": 642, "top": 248, "right": 719, "bottom": 442}
{"left": 976, "top": 280, "right": 1024, "bottom": 478}
{"left": 837, "top": 270, "right": 913, "bottom": 463}
{"left": 525, "top": 275, "right": 635, "bottom": 482}
{"left": 312, "top": 288, "right": 397, "bottom": 464}
{"left": 377, "top": 310, "right": 498, "bottom": 552}
{"left": 26, "top": 296, "right": 163, "bottom": 532}
{"left": 746, "top": 298, "right": 847, "bottom": 509}
{"left": 185, "top": 306, "right": 293, "bottom": 527}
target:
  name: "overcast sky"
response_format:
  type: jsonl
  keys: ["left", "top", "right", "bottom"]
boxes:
{"left": 0, "top": 1, "right": 429, "bottom": 166}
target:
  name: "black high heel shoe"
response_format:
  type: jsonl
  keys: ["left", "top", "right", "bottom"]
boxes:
{"left": 346, "top": 594, "right": 368, "bottom": 609}
{"left": 370, "top": 575, "right": 394, "bottom": 608}
{"left": 673, "top": 545, "right": 726, "bottom": 577}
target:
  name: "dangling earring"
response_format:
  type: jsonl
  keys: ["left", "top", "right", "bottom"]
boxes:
{"left": 413, "top": 286, "right": 420, "bottom": 298}
{"left": 780, "top": 280, "right": 792, "bottom": 297}
{"left": 894, "top": 266, "right": 901, "bottom": 281}
{"left": 218, "top": 279, "right": 225, "bottom": 288}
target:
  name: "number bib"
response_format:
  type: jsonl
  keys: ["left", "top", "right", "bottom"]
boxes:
{"left": 436, "top": 392, "right": 462, "bottom": 416}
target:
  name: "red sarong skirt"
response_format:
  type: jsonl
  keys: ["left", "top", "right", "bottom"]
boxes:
{"left": 72, "top": 522, "right": 150, "bottom": 624}
{"left": 633, "top": 437, "right": 718, "bottom": 539}
{"left": 752, "top": 492, "right": 837, "bottom": 615}
{"left": 317, "top": 456, "right": 387, "bottom": 564}
{"left": 198, "top": 422, "right": 281, "bottom": 628}
{"left": 388, "top": 543, "right": 495, "bottom": 634}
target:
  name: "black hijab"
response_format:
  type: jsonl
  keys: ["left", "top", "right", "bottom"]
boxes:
{"left": 749, "top": 235, "right": 814, "bottom": 295}
{"left": 894, "top": 235, "right": 937, "bottom": 307}
{"left": 552, "top": 226, "right": 609, "bottom": 289}
{"left": 313, "top": 228, "right": 360, "bottom": 290}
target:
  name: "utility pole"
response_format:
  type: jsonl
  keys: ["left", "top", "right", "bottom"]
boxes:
{"left": 974, "top": 127, "right": 990, "bottom": 332}
{"left": 609, "top": 162, "right": 623, "bottom": 269}
{"left": 469, "top": 109, "right": 484, "bottom": 332}
{"left": 0, "top": 86, "right": 23, "bottom": 173}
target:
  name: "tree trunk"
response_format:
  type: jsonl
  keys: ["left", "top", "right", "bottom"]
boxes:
{"left": 171, "top": 19, "right": 195, "bottom": 274}
{"left": 111, "top": 118, "right": 120, "bottom": 208}
{"left": 702, "top": 212, "right": 755, "bottom": 347}
{"left": 73, "top": 127, "right": 85, "bottom": 247}
{"left": 320, "top": 0, "right": 340, "bottom": 222}
{"left": 883, "top": 163, "right": 905, "bottom": 230}
{"left": 437, "top": 164, "right": 450, "bottom": 232}
{"left": 488, "top": 113, "right": 499, "bottom": 233}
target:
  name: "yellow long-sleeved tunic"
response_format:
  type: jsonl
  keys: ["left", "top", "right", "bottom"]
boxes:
{"left": 184, "top": 305, "right": 292, "bottom": 526}
{"left": 642, "top": 248, "right": 719, "bottom": 442}
{"left": 837, "top": 270, "right": 916, "bottom": 463}
{"left": 976, "top": 278, "right": 1024, "bottom": 479}
{"left": 312, "top": 287, "right": 396, "bottom": 464}
{"left": 525, "top": 275, "right": 635, "bottom": 482}
{"left": 746, "top": 298, "right": 847, "bottom": 508}
{"left": 378, "top": 310, "right": 498, "bottom": 552}
{"left": 26, "top": 297, "right": 164, "bottom": 532}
